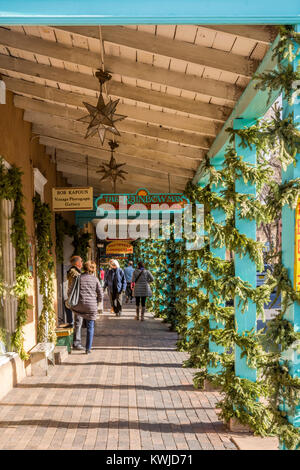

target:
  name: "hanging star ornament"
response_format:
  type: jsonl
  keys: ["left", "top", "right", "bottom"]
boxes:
{"left": 96, "top": 140, "right": 128, "bottom": 193}
{"left": 78, "top": 69, "right": 127, "bottom": 145}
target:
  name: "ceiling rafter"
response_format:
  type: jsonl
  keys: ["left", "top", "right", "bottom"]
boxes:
{"left": 0, "top": 26, "right": 243, "bottom": 103}
{"left": 54, "top": 25, "right": 259, "bottom": 77}
{"left": 36, "top": 131, "right": 196, "bottom": 179}
{"left": 54, "top": 149, "right": 188, "bottom": 187}
{"left": 33, "top": 125, "right": 202, "bottom": 168}
{"left": 0, "top": 54, "right": 231, "bottom": 122}
{"left": 200, "top": 25, "right": 277, "bottom": 44}
{"left": 15, "top": 96, "right": 213, "bottom": 148}
{"left": 9, "top": 80, "right": 221, "bottom": 136}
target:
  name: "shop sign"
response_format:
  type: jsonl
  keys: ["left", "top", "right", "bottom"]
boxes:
{"left": 106, "top": 240, "right": 133, "bottom": 255}
{"left": 52, "top": 187, "right": 93, "bottom": 211}
{"left": 95, "top": 188, "right": 189, "bottom": 211}
{"left": 295, "top": 198, "right": 300, "bottom": 291}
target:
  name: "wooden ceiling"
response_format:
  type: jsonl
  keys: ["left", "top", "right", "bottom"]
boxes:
{"left": 0, "top": 24, "right": 278, "bottom": 194}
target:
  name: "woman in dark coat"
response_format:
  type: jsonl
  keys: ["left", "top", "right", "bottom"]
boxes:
{"left": 104, "top": 259, "right": 127, "bottom": 316}
{"left": 68, "top": 261, "right": 103, "bottom": 354}
{"left": 131, "top": 261, "right": 154, "bottom": 321}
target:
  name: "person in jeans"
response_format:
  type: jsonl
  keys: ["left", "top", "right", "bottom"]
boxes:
{"left": 66, "top": 255, "right": 83, "bottom": 350}
{"left": 104, "top": 259, "right": 126, "bottom": 316}
{"left": 68, "top": 261, "right": 103, "bottom": 354}
{"left": 131, "top": 261, "right": 154, "bottom": 321}
{"left": 124, "top": 261, "right": 134, "bottom": 303}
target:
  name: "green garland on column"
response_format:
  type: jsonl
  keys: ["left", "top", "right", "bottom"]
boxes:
{"left": 0, "top": 160, "right": 31, "bottom": 360}
{"left": 176, "top": 26, "right": 300, "bottom": 449}
{"left": 55, "top": 214, "right": 92, "bottom": 264}
{"left": 33, "top": 195, "right": 56, "bottom": 344}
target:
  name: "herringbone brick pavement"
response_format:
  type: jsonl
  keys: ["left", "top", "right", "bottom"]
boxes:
{"left": 0, "top": 300, "right": 237, "bottom": 450}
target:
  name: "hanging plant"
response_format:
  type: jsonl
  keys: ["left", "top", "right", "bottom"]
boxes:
{"left": 33, "top": 195, "right": 56, "bottom": 344}
{"left": 0, "top": 159, "right": 31, "bottom": 360}
{"left": 72, "top": 230, "right": 92, "bottom": 263}
{"left": 55, "top": 214, "right": 77, "bottom": 264}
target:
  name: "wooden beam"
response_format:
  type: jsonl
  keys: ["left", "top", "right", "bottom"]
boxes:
{"left": 54, "top": 148, "right": 189, "bottom": 186}
{"left": 32, "top": 123, "right": 203, "bottom": 163}
{"left": 201, "top": 25, "right": 276, "bottom": 45}
{"left": 64, "top": 173, "right": 171, "bottom": 195}
{"left": 0, "top": 54, "right": 230, "bottom": 122}
{"left": 37, "top": 125, "right": 199, "bottom": 173}
{"left": 54, "top": 25, "right": 259, "bottom": 77}
{"left": 0, "top": 27, "right": 242, "bottom": 103}
{"left": 37, "top": 132, "right": 192, "bottom": 183}
{"left": 56, "top": 161, "right": 186, "bottom": 191}
{"left": 9, "top": 79, "right": 220, "bottom": 136}
{"left": 16, "top": 97, "right": 212, "bottom": 149}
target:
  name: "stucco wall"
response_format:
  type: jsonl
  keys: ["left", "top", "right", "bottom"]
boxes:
{"left": 0, "top": 90, "right": 73, "bottom": 354}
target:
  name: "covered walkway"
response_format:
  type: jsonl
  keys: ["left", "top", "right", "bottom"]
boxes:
{"left": 0, "top": 302, "right": 237, "bottom": 450}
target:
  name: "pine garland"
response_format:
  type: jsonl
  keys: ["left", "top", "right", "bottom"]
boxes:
{"left": 33, "top": 195, "right": 56, "bottom": 344}
{"left": 0, "top": 160, "right": 31, "bottom": 360}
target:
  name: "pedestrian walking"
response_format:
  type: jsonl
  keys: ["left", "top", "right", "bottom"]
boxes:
{"left": 68, "top": 260, "right": 103, "bottom": 354}
{"left": 66, "top": 255, "right": 84, "bottom": 350}
{"left": 131, "top": 261, "right": 154, "bottom": 321}
{"left": 104, "top": 259, "right": 126, "bottom": 316}
{"left": 124, "top": 260, "right": 134, "bottom": 303}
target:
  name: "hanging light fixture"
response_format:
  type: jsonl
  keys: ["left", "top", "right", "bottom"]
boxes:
{"left": 78, "top": 69, "right": 127, "bottom": 145}
{"left": 96, "top": 140, "right": 127, "bottom": 193}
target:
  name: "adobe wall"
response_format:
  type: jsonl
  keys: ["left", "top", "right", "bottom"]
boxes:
{"left": 0, "top": 90, "right": 73, "bottom": 354}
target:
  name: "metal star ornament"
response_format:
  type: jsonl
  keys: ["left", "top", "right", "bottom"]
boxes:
{"left": 96, "top": 140, "right": 128, "bottom": 193}
{"left": 78, "top": 69, "right": 127, "bottom": 145}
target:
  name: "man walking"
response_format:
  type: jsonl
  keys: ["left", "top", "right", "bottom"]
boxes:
{"left": 67, "top": 255, "right": 84, "bottom": 350}
{"left": 104, "top": 259, "right": 126, "bottom": 316}
{"left": 124, "top": 261, "right": 134, "bottom": 303}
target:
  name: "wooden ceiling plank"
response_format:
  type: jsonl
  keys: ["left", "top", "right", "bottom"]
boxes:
{"left": 40, "top": 138, "right": 187, "bottom": 190}
{"left": 9, "top": 77, "right": 220, "bottom": 135}
{"left": 54, "top": 25, "right": 258, "bottom": 78}
{"left": 35, "top": 124, "right": 201, "bottom": 170}
{"left": 34, "top": 126, "right": 196, "bottom": 179}
{"left": 55, "top": 150, "right": 189, "bottom": 187}
{"left": 15, "top": 95, "right": 213, "bottom": 149}
{"left": 199, "top": 25, "right": 276, "bottom": 45}
{"left": 0, "top": 27, "right": 243, "bottom": 102}
{"left": 0, "top": 53, "right": 231, "bottom": 122}
{"left": 64, "top": 173, "right": 174, "bottom": 194}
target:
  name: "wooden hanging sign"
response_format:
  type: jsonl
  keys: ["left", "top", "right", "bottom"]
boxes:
{"left": 52, "top": 187, "right": 93, "bottom": 211}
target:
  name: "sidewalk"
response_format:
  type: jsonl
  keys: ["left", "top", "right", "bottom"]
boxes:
{"left": 0, "top": 301, "right": 237, "bottom": 450}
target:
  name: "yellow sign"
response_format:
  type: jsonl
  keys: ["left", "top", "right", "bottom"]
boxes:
{"left": 52, "top": 187, "right": 93, "bottom": 211}
{"left": 295, "top": 199, "right": 300, "bottom": 291}
{"left": 106, "top": 241, "right": 133, "bottom": 255}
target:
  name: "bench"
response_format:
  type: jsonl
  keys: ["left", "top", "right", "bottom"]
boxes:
{"left": 56, "top": 327, "right": 74, "bottom": 353}
{"left": 29, "top": 342, "right": 55, "bottom": 376}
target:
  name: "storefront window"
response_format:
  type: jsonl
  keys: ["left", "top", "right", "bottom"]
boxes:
{"left": 0, "top": 198, "right": 17, "bottom": 355}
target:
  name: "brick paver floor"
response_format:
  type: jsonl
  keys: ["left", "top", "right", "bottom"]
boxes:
{"left": 0, "top": 299, "right": 237, "bottom": 450}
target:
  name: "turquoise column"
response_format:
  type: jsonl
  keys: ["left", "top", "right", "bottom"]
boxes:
{"left": 234, "top": 118, "right": 257, "bottom": 382}
{"left": 186, "top": 180, "right": 207, "bottom": 337}
{"left": 207, "top": 154, "right": 226, "bottom": 375}
{"left": 280, "top": 25, "right": 300, "bottom": 445}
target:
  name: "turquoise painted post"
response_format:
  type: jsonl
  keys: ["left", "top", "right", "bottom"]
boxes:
{"left": 280, "top": 26, "right": 300, "bottom": 447}
{"left": 207, "top": 154, "right": 226, "bottom": 376}
{"left": 234, "top": 118, "right": 257, "bottom": 383}
{"left": 186, "top": 180, "right": 207, "bottom": 344}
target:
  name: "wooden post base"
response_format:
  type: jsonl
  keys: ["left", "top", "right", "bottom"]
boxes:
{"left": 203, "top": 379, "right": 222, "bottom": 392}
{"left": 228, "top": 417, "right": 252, "bottom": 433}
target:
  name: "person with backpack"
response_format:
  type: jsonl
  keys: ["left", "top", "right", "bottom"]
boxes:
{"left": 68, "top": 260, "right": 103, "bottom": 354}
{"left": 131, "top": 261, "right": 154, "bottom": 321}
{"left": 104, "top": 259, "right": 127, "bottom": 316}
